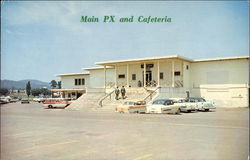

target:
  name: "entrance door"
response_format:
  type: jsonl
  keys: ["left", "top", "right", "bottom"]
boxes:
{"left": 142, "top": 71, "right": 152, "bottom": 86}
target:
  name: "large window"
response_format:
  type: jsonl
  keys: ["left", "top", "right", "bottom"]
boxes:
{"left": 74, "top": 78, "right": 85, "bottom": 85}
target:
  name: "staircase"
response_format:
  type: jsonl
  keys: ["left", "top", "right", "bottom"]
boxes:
{"left": 66, "top": 92, "right": 106, "bottom": 110}
{"left": 98, "top": 87, "right": 151, "bottom": 111}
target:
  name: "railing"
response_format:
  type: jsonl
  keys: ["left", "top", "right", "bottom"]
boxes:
{"left": 143, "top": 87, "right": 160, "bottom": 103}
{"left": 175, "top": 80, "right": 183, "bottom": 87}
{"left": 98, "top": 90, "right": 115, "bottom": 107}
{"left": 106, "top": 82, "right": 115, "bottom": 88}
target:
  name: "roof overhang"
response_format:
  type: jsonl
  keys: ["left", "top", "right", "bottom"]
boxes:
{"left": 95, "top": 55, "right": 194, "bottom": 66}
{"left": 56, "top": 72, "right": 90, "bottom": 77}
{"left": 81, "top": 66, "right": 114, "bottom": 71}
{"left": 50, "top": 88, "right": 86, "bottom": 92}
{"left": 194, "top": 56, "right": 249, "bottom": 62}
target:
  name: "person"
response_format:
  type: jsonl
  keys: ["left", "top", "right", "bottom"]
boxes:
{"left": 138, "top": 80, "right": 142, "bottom": 87}
{"left": 115, "top": 87, "right": 120, "bottom": 100}
{"left": 121, "top": 86, "right": 126, "bottom": 99}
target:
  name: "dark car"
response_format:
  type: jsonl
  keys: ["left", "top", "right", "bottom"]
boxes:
{"left": 21, "top": 98, "right": 30, "bottom": 104}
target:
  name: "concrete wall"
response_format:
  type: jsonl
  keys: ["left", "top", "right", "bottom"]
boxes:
{"left": 89, "top": 68, "right": 115, "bottom": 88}
{"left": 61, "top": 75, "right": 89, "bottom": 89}
{"left": 189, "top": 59, "right": 249, "bottom": 107}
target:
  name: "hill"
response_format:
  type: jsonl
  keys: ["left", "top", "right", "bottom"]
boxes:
{"left": 1, "top": 79, "right": 50, "bottom": 89}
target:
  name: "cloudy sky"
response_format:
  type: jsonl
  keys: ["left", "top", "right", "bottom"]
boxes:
{"left": 1, "top": 1, "right": 249, "bottom": 82}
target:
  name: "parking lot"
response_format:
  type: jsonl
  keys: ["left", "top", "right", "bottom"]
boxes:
{"left": 1, "top": 102, "right": 249, "bottom": 160}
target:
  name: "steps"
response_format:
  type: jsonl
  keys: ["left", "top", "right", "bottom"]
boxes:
{"left": 66, "top": 92, "right": 105, "bottom": 110}
{"left": 99, "top": 87, "right": 151, "bottom": 111}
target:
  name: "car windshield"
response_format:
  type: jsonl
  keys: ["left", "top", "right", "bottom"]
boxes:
{"left": 21, "top": 98, "right": 28, "bottom": 101}
{"left": 189, "top": 98, "right": 206, "bottom": 102}
{"left": 195, "top": 98, "right": 206, "bottom": 102}
{"left": 152, "top": 99, "right": 173, "bottom": 105}
{"left": 123, "top": 101, "right": 135, "bottom": 105}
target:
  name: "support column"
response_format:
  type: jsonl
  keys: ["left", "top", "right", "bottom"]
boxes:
{"left": 115, "top": 64, "right": 117, "bottom": 87}
{"left": 172, "top": 61, "right": 175, "bottom": 87}
{"left": 144, "top": 63, "right": 146, "bottom": 87}
{"left": 157, "top": 61, "right": 160, "bottom": 87}
{"left": 127, "top": 64, "right": 129, "bottom": 87}
{"left": 104, "top": 65, "right": 107, "bottom": 89}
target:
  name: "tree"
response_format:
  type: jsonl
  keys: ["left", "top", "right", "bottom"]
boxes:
{"left": 26, "top": 81, "right": 31, "bottom": 97}
{"left": 31, "top": 88, "right": 42, "bottom": 96}
{"left": 41, "top": 88, "right": 51, "bottom": 96}
{"left": 57, "top": 81, "right": 61, "bottom": 89}
{"left": 50, "top": 80, "right": 57, "bottom": 89}
{"left": 0, "top": 88, "right": 9, "bottom": 96}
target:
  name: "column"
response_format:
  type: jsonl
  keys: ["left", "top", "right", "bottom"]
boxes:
{"left": 172, "top": 61, "right": 175, "bottom": 87}
{"left": 115, "top": 64, "right": 117, "bottom": 87}
{"left": 127, "top": 64, "right": 129, "bottom": 87}
{"left": 144, "top": 63, "right": 146, "bottom": 87}
{"left": 104, "top": 65, "right": 106, "bottom": 89}
{"left": 157, "top": 61, "right": 160, "bottom": 87}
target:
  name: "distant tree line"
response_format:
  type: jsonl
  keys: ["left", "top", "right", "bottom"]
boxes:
{"left": 1, "top": 80, "right": 61, "bottom": 97}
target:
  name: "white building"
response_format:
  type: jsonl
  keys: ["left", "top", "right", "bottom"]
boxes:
{"left": 55, "top": 55, "right": 249, "bottom": 107}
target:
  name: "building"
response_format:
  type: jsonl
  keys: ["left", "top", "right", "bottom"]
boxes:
{"left": 55, "top": 55, "right": 249, "bottom": 108}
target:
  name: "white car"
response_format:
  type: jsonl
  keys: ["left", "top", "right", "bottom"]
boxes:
{"left": 33, "top": 96, "right": 45, "bottom": 103}
{"left": 169, "top": 98, "right": 197, "bottom": 112}
{"left": 147, "top": 99, "right": 180, "bottom": 114}
{"left": 186, "top": 98, "right": 216, "bottom": 111}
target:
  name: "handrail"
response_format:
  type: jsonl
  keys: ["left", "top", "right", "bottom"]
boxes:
{"left": 143, "top": 87, "right": 160, "bottom": 102}
{"left": 98, "top": 90, "right": 115, "bottom": 107}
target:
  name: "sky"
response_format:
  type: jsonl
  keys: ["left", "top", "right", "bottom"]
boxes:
{"left": 1, "top": 1, "right": 249, "bottom": 82}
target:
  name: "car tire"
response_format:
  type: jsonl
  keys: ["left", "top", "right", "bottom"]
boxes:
{"left": 48, "top": 105, "right": 52, "bottom": 108}
{"left": 205, "top": 109, "right": 209, "bottom": 112}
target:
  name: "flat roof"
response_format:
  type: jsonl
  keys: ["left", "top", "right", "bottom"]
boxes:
{"left": 194, "top": 56, "right": 249, "bottom": 62}
{"left": 56, "top": 72, "right": 90, "bottom": 77}
{"left": 95, "top": 55, "right": 194, "bottom": 65}
{"left": 82, "top": 66, "right": 114, "bottom": 70}
{"left": 96, "top": 55, "right": 249, "bottom": 65}
{"left": 50, "top": 88, "right": 86, "bottom": 92}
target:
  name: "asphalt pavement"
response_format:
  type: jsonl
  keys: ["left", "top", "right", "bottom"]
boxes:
{"left": 1, "top": 102, "right": 249, "bottom": 160}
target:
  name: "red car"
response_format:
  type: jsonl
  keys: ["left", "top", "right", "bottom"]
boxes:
{"left": 42, "top": 98, "right": 73, "bottom": 108}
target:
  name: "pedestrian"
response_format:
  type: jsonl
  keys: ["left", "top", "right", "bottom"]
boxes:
{"left": 115, "top": 87, "right": 120, "bottom": 100}
{"left": 138, "top": 80, "right": 142, "bottom": 87}
{"left": 121, "top": 86, "right": 126, "bottom": 99}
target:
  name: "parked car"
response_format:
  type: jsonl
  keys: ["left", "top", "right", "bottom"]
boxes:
{"left": 186, "top": 97, "right": 216, "bottom": 111}
{"left": 146, "top": 99, "right": 180, "bottom": 114}
{"left": 33, "top": 96, "right": 45, "bottom": 103}
{"left": 0, "top": 97, "right": 10, "bottom": 104}
{"left": 21, "top": 98, "right": 30, "bottom": 104}
{"left": 169, "top": 98, "right": 196, "bottom": 112}
{"left": 115, "top": 100, "right": 147, "bottom": 113}
{"left": 42, "top": 98, "right": 73, "bottom": 108}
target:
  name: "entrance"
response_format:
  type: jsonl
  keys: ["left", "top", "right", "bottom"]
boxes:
{"left": 142, "top": 71, "right": 152, "bottom": 86}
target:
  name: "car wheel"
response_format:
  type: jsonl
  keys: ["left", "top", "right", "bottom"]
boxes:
{"left": 48, "top": 105, "right": 52, "bottom": 108}
{"left": 205, "top": 109, "right": 209, "bottom": 112}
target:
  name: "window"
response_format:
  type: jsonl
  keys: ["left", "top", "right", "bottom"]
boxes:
{"left": 118, "top": 74, "right": 125, "bottom": 79}
{"left": 81, "top": 78, "right": 85, "bottom": 85}
{"left": 174, "top": 71, "right": 181, "bottom": 76}
{"left": 132, "top": 74, "right": 136, "bottom": 80}
{"left": 160, "top": 72, "right": 164, "bottom": 79}
{"left": 186, "top": 65, "right": 189, "bottom": 70}
{"left": 74, "top": 78, "right": 85, "bottom": 85}
{"left": 141, "top": 64, "right": 154, "bottom": 68}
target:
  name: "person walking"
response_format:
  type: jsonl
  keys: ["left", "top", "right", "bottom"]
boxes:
{"left": 121, "top": 86, "right": 126, "bottom": 99}
{"left": 115, "top": 87, "right": 120, "bottom": 100}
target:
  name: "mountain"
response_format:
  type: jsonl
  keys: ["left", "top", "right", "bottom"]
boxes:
{"left": 1, "top": 79, "right": 50, "bottom": 89}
